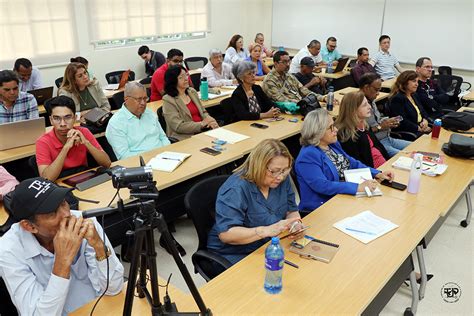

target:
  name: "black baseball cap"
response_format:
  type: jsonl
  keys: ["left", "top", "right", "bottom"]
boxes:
{"left": 10, "top": 177, "right": 72, "bottom": 221}
{"left": 300, "top": 57, "right": 315, "bottom": 68}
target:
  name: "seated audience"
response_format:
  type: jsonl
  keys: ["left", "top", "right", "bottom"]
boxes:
{"left": 289, "top": 39, "right": 324, "bottom": 74}
{"left": 335, "top": 91, "right": 389, "bottom": 168}
{"left": 106, "top": 82, "right": 170, "bottom": 159}
{"left": 58, "top": 62, "right": 110, "bottom": 122}
{"left": 246, "top": 42, "right": 270, "bottom": 80}
{"left": 320, "top": 37, "right": 342, "bottom": 65}
{"left": 207, "top": 139, "right": 303, "bottom": 265}
{"left": 389, "top": 70, "right": 431, "bottom": 139}
{"left": 70, "top": 56, "right": 94, "bottom": 80}
{"left": 162, "top": 65, "right": 218, "bottom": 140}
{"left": 150, "top": 49, "right": 192, "bottom": 101}
{"left": 351, "top": 47, "right": 377, "bottom": 85}
{"left": 415, "top": 57, "right": 450, "bottom": 117}
{"left": 36, "top": 96, "right": 111, "bottom": 181}
{"left": 13, "top": 58, "right": 43, "bottom": 92}
{"left": 224, "top": 34, "right": 249, "bottom": 65}
{"left": 255, "top": 33, "right": 274, "bottom": 58}
{"left": 294, "top": 57, "right": 327, "bottom": 95}
{"left": 201, "top": 49, "right": 236, "bottom": 87}
{"left": 0, "top": 70, "right": 39, "bottom": 124}
{"left": 295, "top": 109, "right": 394, "bottom": 212}
{"left": 230, "top": 61, "right": 279, "bottom": 121}
{"left": 138, "top": 45, "right": 166, "bottom": 77}
{"left": 0, "top": 177, "right": 124, "bottom": 315}
{"left": 262, "top": 51, "right": 326, "bottom": 103}
{"left": 359, "top": 73, "right": 411, "bottom": 157}
{"left": 0, "top": 166, "right": 18, "bottom": 201}
{"left": 370, "top": 35, "right": 404, "bottom": 81}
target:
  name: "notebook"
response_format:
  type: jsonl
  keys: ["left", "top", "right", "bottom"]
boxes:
{"left": 333, "top": 210, "right": 398, "bottom": 244}
{"left": 204, "top": 128, "right": 249, "bottom": 144}
{"left": 289, "top": 235, "right": 340, "bottom": 263}
{"left": 343, "top": 168, "right": 383, "bottom": 197}
{"left": 147, "top": 151, "right": 191, "bottom": 172}
{"left": 392, "top": 156, "right": 448, "bottom": 176}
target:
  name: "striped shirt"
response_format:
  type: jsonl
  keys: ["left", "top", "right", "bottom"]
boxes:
{"left": 0, "top": 92, "right": 39, "bottom": 123}
{"left": 371, "top": 51, "right": 400, "bottom": 81}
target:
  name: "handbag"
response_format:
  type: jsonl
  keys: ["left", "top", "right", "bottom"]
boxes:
{"left": 442, "top": 134, "right": 474, "bottom": 159}
{"left": 83, "top": 107, "right": 113, "bottom": 128}
{"left": 297, "top": 94, "right": 321, "bottom": 118}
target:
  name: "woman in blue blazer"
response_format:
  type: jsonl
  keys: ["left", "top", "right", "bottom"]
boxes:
{"left": 295, "top": 109, "right": 394, "bottom": 213}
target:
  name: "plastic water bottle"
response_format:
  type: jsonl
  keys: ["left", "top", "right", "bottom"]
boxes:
{"left": 431, "top": 119, "right": 442, "bottom": 139}
{"left": 200, "top": 77, "right": 208, "bottom": 101}
{"left": 278, "top": 46, "right": 284, "bottom": 52}
{"left": 326, "top": 86, "right": 334, "bottom": 112}
{"left": 327, "top": 57, "right": 333, "bottom": 73}
{"left": 407, "top": 153, "right": 423, "bottom": 194}
{"left": 264, "top": 237, "right": 284, "bottom": 294}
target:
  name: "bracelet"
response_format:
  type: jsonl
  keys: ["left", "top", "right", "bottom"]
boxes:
{"left": 96, "top": 246, "right": 111, "bottom": 261}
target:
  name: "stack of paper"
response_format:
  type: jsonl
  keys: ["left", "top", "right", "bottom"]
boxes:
{"left": 343, "top": 168, "right": 383, "bottom": 197}
{"left": 204, "top": 128, "right": 249, "bottom": 144}
{"left": 392, "top": 156, "right": 448, "bottom": 176}
{"left": 147, "top": 151, "right": 191, "bottom": 172}
{"left": 333, "top": 210, "right": 399, "bottom": 244}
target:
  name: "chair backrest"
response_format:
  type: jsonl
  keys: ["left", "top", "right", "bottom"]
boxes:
{"left": 189, "top": 73, "right": 201, "bottom": 92}
{"left": 110, "top": 90, "right": 125, "bottom": 110}
{"left": 0, "top": 277, "right": 18, "bottom": 316}
{"left": 184, "top": 56, "right": 208, "bottom": 70}
{"left": 435, "top": 74, "right": 463, "bottom": 97}
{"left": 28, "top": 155, "right": 39, "bottom": 177}
{"left": 220, "top": 97, "right": 235, "bottom": 125}
{"left": 55, "top": 77, "right": 64, "bottom": 88}
{"left": 139, "top": 77, "right": 152, "bottom": 85}
{"left": 437, "top": 66, "right": 452, "bottom": 76}
{"left": 184, "top": 175, "right": 230, "bottom": 251}
{"left": 157, "top": 106, "right": 167, "bottom": 132}
{"left": 105, "top": 70, "right": 136, "bottom": 84}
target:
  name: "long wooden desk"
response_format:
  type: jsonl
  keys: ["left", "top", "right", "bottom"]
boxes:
{"left": 381, "top": 77, "right": 397, "bottom": 90}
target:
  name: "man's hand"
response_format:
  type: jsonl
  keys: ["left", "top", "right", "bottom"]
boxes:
{"left": 52, "top": 216, "right": 87, "bottom": 278}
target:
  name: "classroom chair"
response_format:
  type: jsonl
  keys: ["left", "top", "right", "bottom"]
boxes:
{"left": 55, "top": 77, "right": 64, "bottom": 88}
{"left": 184, "top": 175, "right": 232, "bottom": 282}
{"left": 184, "top": 56, "right": 208, "bottom": 70}
{"left": 110, "top": 90, "right": 125, "bottom": 110}
{"left": 189, "top": 73, "right": 202, "bottom": 92}
{"left": 105, "top": 70, "right": 136, "bottom": 84}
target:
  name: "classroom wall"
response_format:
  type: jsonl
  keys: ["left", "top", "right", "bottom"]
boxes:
{"left": 37, "top": 0, "right": 273, "bottom": 90}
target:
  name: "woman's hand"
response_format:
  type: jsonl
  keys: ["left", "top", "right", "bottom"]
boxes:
{"left": 264, "top": 218, "right": 301, "bottom": 238}
{"left": 260, "top": 107, "right": 280, "bottom": 119}
{"left": 357, "top": 179, "right": 379, "bottom": 193}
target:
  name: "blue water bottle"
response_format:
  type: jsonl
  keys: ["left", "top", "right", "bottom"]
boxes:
{"left": 327, "top": 57, "right": 334, "bottom": 74}
{"left": 326, "top": 86, "right": 334, "bottom": 112}
{"left": 200, "top": 77, "right": 208, "bottom": 101}
{"left": 264, "top": 237, "right": 284, "bottom": 294}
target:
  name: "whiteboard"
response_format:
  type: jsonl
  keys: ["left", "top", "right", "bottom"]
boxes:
{"left": 382, "top": 0, "right": 473, "bottom": 70}
{"left": 272, "top": 0, "right": 474, "bottom": 70}
{"left": 271, "top": 0, "right": 385, "bottom": 59}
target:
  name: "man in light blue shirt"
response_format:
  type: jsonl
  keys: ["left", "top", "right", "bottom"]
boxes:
{"left": 0, "top": 178, "right": 124, "bottom": 315}
{"left": 320, "top": 36, "right": 342, "bottom": 65}
{"left": 106, "top": 82, "right": 170, "bottom": 160}
{"left": 13, "top": 58, "right": 43, "bottom": 92}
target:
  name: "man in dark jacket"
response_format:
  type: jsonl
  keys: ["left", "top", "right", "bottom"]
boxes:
{"left": 138, "top": 45, "right": 166, "bottom": 77}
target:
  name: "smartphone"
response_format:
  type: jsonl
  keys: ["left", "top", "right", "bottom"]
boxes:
{"left": 250, "top": 122, "right": 269, "bottom": 129}
{"left": 281, "top": 225, "right": 311, "bottom": 240}
{"left": 380, "top": 179, "right": 407, "bottom": 191}
{"left": 395, "top": 115, "right": 404, "bottom": 122}
{"left": 200, "top": 147, "right": 222, "bottom": 156}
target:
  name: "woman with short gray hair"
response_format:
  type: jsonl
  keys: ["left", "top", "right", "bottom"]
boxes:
{"left": 295, "top": 109, "right": 394, "bottom": 212}
{"left": 229, "top": 61, "right": 279, "bottom": 121}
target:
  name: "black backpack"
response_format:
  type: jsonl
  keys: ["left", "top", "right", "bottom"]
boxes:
{"left": 442, "top": 111, "right": 474, "bottom": 132}
{"left": 298, "top": 94, "right": 321, "bottom": 118}
{"left": 442, "top": 134, "right": 474, "bottom": 159}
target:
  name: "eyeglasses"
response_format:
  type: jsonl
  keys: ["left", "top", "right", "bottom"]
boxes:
{"left": 129, "top": 96, "right": 149, "bottom": 103}
{"left": 51, "top": 114, "right": 74, "bottom": 123}
{"left": 267, "top": 167, "right": 291, "bottom": 178}
{"left": 327, "top": 123, "right": 337, "bottom": 132}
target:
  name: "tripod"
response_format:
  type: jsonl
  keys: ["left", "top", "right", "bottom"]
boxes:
{"left": 122, "top": 190, "right": 212, "bottom": 316}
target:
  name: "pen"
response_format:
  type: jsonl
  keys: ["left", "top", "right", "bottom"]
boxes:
{"left": 284, "top": 259, "right": 299, "bottom": 269}
{"left": 344, "top": 227, "right": 376, "bottom": 235}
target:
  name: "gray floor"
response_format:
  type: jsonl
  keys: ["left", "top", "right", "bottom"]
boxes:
{"left": 122, "top": 187, "right": 473, "bottom": 315}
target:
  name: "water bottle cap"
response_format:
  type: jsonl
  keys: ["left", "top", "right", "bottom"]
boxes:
{"left": 329, "top": 86, "right": 334, "bottom": 91}
{"left": 434, "top": 119, "right": 442, "bottom": 125}
{"left": 271, "top": 236, "right": 280, "bottom": 244}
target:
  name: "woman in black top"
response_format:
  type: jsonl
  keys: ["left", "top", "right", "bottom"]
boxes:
{"left": 335, "top": 91, "right": 389, "bottom": 168}
{"left": 389, "top": 70, "right": 431, "bottom": 139}
{"left": 230, "top": 61, "right": 280, "bottom": 121}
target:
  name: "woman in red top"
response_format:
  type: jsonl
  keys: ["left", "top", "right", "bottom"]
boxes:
{"left": 335, "top": 91, "right": 389, "bottom": 168}
{"left": 162, "top": 65, "right": 218, "bottom": 141}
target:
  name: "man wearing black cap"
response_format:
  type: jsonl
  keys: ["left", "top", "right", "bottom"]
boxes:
{"left": 0, "top": 178, "right": 124, "bottom": 315}
{"left": 294, "top": 57, "right": 327, "bottom": 95}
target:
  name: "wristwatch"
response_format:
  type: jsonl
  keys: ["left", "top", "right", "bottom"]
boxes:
{"left": 96, "top": 246, "right": 111, "bottom": 261}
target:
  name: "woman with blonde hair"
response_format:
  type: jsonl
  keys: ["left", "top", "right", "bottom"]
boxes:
{"left": 295, "top": 109, "right": 394, "bottom": 212}
{"left": 246, "top": 42, "right": 270, "bottom": 80}
{"left": 207, "top": 139, "right": 303, "bottom": 265}
{"left": 58, "top": 62, "right": 110, "bottom": 122}
{"left": 335, "top": 91, "right": 389, "bottom": 168}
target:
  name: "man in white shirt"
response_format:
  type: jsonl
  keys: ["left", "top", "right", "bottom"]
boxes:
{"left": 289, "top": 39, "right": 324, "bottom": 74}
{"left": 13, "top": 58, "right": 43, "bottom": 92}
{"left": 0, "top": 178, "right": 124, "bottom": 315}
{"left": 201, "top": 49, "right": 237, "bottom": 87}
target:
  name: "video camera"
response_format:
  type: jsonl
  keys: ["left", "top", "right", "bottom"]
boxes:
{"left": 109, "top": 166, "right": 154, "bottom": 190}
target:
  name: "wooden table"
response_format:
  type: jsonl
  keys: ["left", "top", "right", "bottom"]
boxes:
{"left": 263, "top": 57, "right": 274, "bottom": 67}
{"left": 38, "top": 105, "right": 46, "bottom": 115}
{"left": 381, "top": 77, "right": 397, "bottom": 90}
{"left": 461, "top": 90, "right": 474, "bottom": 101}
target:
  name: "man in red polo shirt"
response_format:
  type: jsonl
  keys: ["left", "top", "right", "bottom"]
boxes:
{"left": 35, "top": 96, "right": 111, "bottom": 181}
{"left": 150, "top": 48, "right": 193, "bottom": 101}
